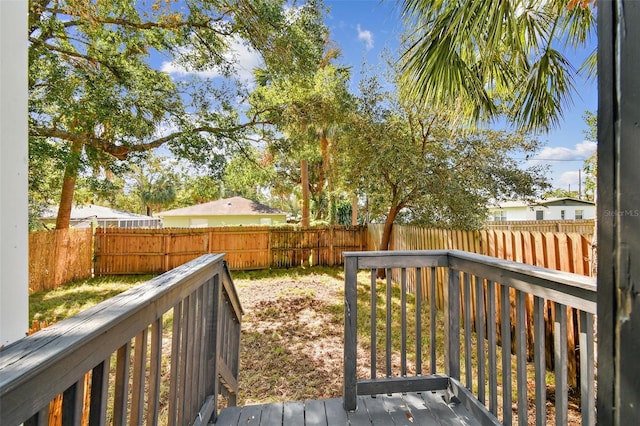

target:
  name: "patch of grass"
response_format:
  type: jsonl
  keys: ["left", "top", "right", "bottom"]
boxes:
{"left": 29, "top": 275, "right": 154, "bottom": 325}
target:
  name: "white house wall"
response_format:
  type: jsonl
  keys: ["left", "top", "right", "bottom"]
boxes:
{"left": 489, "top": 205, "right": 596, "bottom": 221}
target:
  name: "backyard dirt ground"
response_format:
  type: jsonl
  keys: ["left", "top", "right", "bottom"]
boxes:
{"left": 231, "top": 266, "right": 581, "bottom": 425}
{"left": 233, "top": 267, "right": 346, "bottom": 406}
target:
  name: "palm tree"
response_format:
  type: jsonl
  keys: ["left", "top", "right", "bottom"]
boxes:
{"left": 400, "top": 0, "right": 596, "bottom": 131}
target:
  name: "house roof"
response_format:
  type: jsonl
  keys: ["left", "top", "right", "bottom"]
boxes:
{"left": 156, "top": 197, "right": 286, "bottom": 217}
{"left": 489, "top": 197, "right": 595, "bottom": 209}
{"left": 41, "top": 204, "right": 154, "bottom": 220}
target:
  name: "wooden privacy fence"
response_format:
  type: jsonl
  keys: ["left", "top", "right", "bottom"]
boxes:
{"left": 94, "top": 226, "right": 367, "bottom": 275}
{"left": 29, "top": 228, "right": 93, "bottom": 294}
{"left": 484, "top": 219, "right": 595, "bottom": 235}
{"left": 368, "top": 225, "right": 593, "bottom": 275}
{"left": 368, "top": 224, "right": 594, "bottom": 387}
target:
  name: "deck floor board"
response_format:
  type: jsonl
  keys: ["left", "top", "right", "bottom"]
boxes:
{"left": 212, "top": 391, "right": 480, "bottom": 425}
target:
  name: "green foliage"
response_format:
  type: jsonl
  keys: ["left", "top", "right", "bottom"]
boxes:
{"left": 177, "top": 174, "right": 222, "bottom": 206}
{"left": 28, "top": 0, "right": 328, "bottom": 225}
{"left": 248, "top": 12, "right": 354, "bottom": 222}
{"left": 339, "top": 68, "right": 548, "bottom": 232}
{"left": 543, "top": 188, "right": 580, "bottom": 199}
{"left": 30, "top": 275, "right": 153, "bottom": 325}
{"left": 582, "top": 110, "right": 597, "bottom": 201}
{"left": 400, "top": 0, "right": 596, "bottom": 131}
{"left": 223, "top": 148, "right": 275, "bottom": 201}
{"left": 333, "top": 200, "right": 352, "bottom": 226}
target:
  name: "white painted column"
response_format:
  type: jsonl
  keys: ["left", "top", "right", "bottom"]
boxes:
{"left": 0, "top": 0, "right": 29, "bottom": 346}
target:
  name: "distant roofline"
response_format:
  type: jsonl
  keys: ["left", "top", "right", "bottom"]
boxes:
{"left": 488, "top": 197, "right": 595, "bottom": 209}
{"left": 156, "top": 196, "right": 286, "bottom": 217}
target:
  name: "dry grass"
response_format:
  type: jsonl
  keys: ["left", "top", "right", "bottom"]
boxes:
{"left": 233, "top": 266, "right": 346, "bottom": 405}
{"left": 28, "top": 267, "right": 583, "bottom": 425}
{"left": 232, "top": 266, "right": 583, "bottom": 425}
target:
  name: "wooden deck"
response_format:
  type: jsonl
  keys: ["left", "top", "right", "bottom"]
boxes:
{"left": 212, "top": 391, "right": 477, "bottom": 425}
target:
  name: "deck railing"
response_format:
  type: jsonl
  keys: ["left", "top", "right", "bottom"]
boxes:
{"left": 0, "top": 254, "right": 243, "bottom": 426}
{"left": 344, "top": 250, "right": 597, "bottom": 426}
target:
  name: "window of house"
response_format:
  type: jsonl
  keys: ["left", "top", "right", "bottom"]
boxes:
{"left": 491, "top": 211, "right": 507, "bottom": 221}
{"left": 536, "top": 210, "right": 544, "bottom": 220}
{"left": 575, "top": 210, "right": 584, "bottom": 220}
{"left": 561, "top": 210, "right": 566, "bottom": 219}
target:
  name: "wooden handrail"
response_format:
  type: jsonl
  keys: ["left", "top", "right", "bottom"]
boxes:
{"left": 0, "top": 254, "right": 243, "bottom": 426}
{"left": 343, "top": 250, "right": 597, "bottom": 425}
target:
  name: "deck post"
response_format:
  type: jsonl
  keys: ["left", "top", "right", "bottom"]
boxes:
{"left": 597, "top": 1, "right": 640, "bottom": 423}
{"left": 445, "top": 267, "right": 461, "bottom": 380}
{"left": 343, "top": 254, "right": 358, "bottom": 411}
{"left": 209, "top": 272, "right": 222, "bottom": 423}
{"left": 0, "top": 0, "right": 29, "bottom": 347}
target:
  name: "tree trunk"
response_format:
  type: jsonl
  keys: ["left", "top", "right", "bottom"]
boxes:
{"left": 377, "top": 204, "right": 401, "bottom": 278}
{"left": 301, "top": 159, "right": 310, "bottom": 227}
{"left": 351, "top": 193, "right": 358, "bottom": 226}
{"left": 318, "top": 132, "right": 330, "bottom": 220}
{"left": 55, "top": 141, "right": 83, "bottom": 229}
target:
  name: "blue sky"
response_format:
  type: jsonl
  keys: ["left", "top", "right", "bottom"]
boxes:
{"left": 323, "top": 0, "right": 598, "bottom": 193}
{"left": 161, "top": 0, "right": 598, "bottom": 193}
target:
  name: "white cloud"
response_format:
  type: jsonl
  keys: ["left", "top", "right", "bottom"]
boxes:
{"left": 161, "top": 38, "right": 263, "bottom": 83}
{"left": 558, "top": 170, "right": 581, "bottom": 188}
{"left": 357, "top": 24, "right": 374, "bottom": 51}
{"left": 528, "top": 140, "right": 597, "bottom": 166}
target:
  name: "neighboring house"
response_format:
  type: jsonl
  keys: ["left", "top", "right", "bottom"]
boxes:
{"left": 41, "top": 204, "right": 161, "bottom": 228}
{"left": 156, "top": 196, "right": 287, "bottom": 228}
{"left": 487, "top": 197, "right": 596, "bottom": 221}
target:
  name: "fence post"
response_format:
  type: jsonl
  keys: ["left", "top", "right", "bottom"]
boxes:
{"left": 329, "top": 227, "right": 335, "bottom": 266}
{"left": 163, "top": 234, "right": 170, "bottom": 272}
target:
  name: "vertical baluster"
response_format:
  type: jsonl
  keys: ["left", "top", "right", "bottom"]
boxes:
{"left": 464, "top": 272, "right": 472, "bottom": 389}
{"left": 475, "top": 276, "right": 486, "bottom": 404}
{"left": 371, "top": 269, "right": 377, "bottom": 380}
{"left": 487, "top": 281, "right": 498, "bottom": 416}
{"left": 500, "top": 284, "right": 512, "bottom": 426}
{"left": 554, "top": 303, "right": 568, "bottom": 426}
{"left": 181, "top": 294, "right": 196, "bottom": 423}
{"left": 386, "top": 268, "right": 392, "bottom": 378}
{"left": 401, "top": 267, "right": 407, "bottom": 376}
{"left": 168, "top": 302, "right": 182, "bottom": 426}
{"left": 210, "top": 274, "right": 223, "bottom": 419}
{"left": 193, "top": 286, "right": 205, "bottom": 411}
{"left": 200, "top": 287, "right": 210, "bottom": 411}
{"left": 430, "top": 267, "right": 437, "bottom": 375}
{"left": 24, "top": 405, "right": 49, "bottom": 426}
{"left": 148, "top": 318, "right": 162, "bottom": 426}
{"left": 61, "top": 378, "right": 84, "bottom": 426}
{"left": 516, "top": 290, "right": 527, "bottom": 426}
{"left": 113, "top": 342, "right": 131, "bottom": 426}
{"left": 534, "top": 296, "right": 546, "bottom": 426}
{"left": 89, "top": 359, "right": 110, "bottom": 426}
{"left": 445, "top": 268, "right": 460, "bottom": 380}
{"left": 416, "top": 267, "right": 422, "bottom": 376}
{"left": 579, "top": 310, "right": 595, "bottom": 426}
{"left": 130, "top": 328, "right": 148, "bottom": 426}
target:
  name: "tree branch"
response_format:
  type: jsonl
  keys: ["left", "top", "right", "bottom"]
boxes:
{"left": 41, "top": 6, "right": 231, "bottom": 34}
{"left": 30, "top": 121, "right": 272, "bottom": 160}
{"left": 29, "top": 37, "right": 125, "bottom": 81}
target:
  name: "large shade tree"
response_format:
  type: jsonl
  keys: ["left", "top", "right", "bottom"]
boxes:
{"left": 28, "top": 0, "right": 323, "bottom": 228}
{"left": 250, "top": 44, "right": 353, "bottom": 226}
{"left": 339, "top": 72, "right": 549, "bottom": 254}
